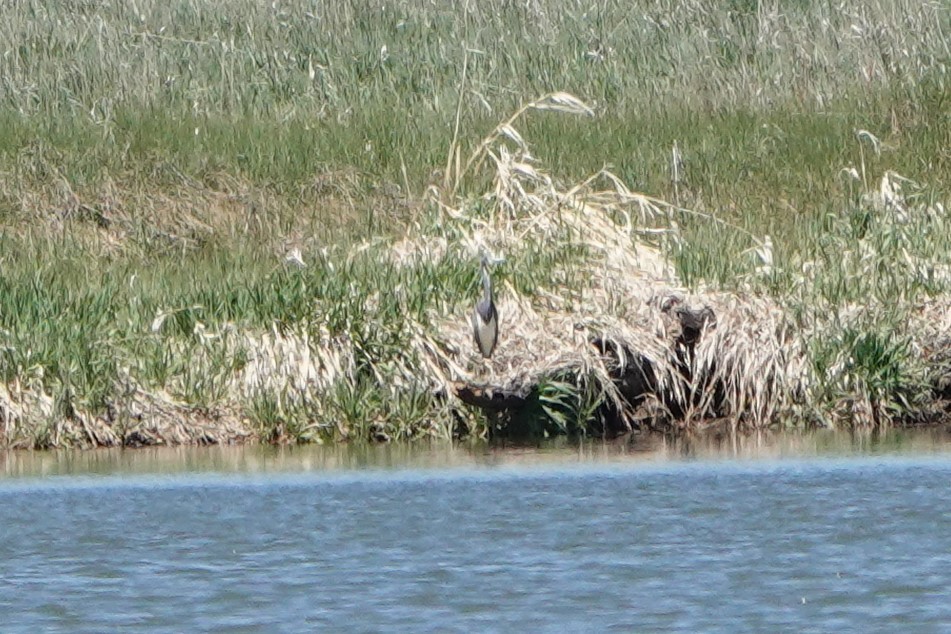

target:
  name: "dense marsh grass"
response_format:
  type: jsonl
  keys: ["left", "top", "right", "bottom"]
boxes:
{"left": 0, "top": 0, "right": 948, "bottom": 446}
{"left": 2, "top": 1, "right": 947, "bottom": 208}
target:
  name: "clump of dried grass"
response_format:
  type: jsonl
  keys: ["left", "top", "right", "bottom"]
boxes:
{"left": 237, "top": 325, "right": 355, "bottom": 408}
{"left": 400, "top": 92, "right": 809, "bottom": 431}
{"left": 0, "top": 374, "right": 249, "bottom": 449}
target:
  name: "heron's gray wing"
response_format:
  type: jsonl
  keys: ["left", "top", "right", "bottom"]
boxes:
{"left": 475, "top": 298, "right": 495, "bottom": 322}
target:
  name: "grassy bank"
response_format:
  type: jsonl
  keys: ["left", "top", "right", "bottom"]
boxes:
{"left": 0, "top": 0, "right": 949, "bottom": 447}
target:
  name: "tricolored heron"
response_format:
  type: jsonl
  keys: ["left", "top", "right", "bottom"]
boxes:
{"left": 472, "top": 255, "right": 498, "bottom": 358}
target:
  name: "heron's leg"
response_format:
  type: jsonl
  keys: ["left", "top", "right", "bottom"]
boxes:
{"left": 473, "top": 355, "right": 489, "bottom": 380}
{"left": 486, "top": 357, "right": 496, "bottom": 383}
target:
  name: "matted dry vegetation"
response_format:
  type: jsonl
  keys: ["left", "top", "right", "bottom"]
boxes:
{"left": 412, "top": 99, "right": 801, "bottom": 434}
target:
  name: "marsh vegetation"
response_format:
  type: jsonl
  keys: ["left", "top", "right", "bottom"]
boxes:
{"left": 0, "top": 0, "right": 948, "bottom": 447}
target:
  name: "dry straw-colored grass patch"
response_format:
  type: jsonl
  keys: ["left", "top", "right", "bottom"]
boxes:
{"left": 399, "top": 92, "right": 810, "bottom": 432}
{"left": 0, "top": 376, "right": 249, "bottom": 449}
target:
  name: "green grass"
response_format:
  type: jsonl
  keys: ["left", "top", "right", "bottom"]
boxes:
{"left": 0, "top": 0, "right": 949, "bottom": 446}
{"left": 2, "top": 1, "right": 947, "bottom": 203}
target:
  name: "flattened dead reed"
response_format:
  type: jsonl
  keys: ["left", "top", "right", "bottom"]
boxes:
{"left": 393, "top": 93, "right": 810, "bottom": 433}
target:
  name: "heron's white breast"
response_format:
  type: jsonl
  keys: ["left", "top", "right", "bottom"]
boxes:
{"left": 472, "top": 310, "right": 497, "bottom": 356}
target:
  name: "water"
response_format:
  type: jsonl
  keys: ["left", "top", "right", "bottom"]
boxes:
{"left": 2, "top": 430, "right": 951, "bottom": 632}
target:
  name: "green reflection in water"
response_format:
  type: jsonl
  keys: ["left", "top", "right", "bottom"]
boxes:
{"left": 2, "top": 427, "right": 950, "bottom": 480}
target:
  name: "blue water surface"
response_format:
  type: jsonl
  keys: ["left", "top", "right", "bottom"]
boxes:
{"left": 1, "top": 436, "right": 950, "bottom": 632}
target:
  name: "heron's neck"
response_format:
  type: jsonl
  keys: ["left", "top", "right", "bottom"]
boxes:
{"left": 481, "top": 266, "right": 493, "bottom": 302}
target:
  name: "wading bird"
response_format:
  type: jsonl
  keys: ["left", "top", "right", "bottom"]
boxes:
{"left": 472, "top": 255, "right": 499, "bottom": 358}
